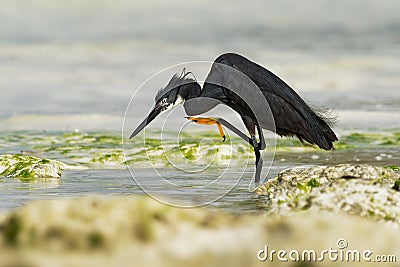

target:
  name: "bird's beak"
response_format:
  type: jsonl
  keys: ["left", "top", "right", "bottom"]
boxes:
{"left": 129, "top": 105, "right": 162, "bottom": 139}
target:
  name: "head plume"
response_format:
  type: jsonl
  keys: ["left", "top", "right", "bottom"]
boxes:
{"left": 155, "top": 69, "right": 197, "bottom": 102}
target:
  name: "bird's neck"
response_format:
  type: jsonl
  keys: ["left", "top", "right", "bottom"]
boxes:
{"left": 199, "top": 83, "right": 227, "bottom": 102}
{"left": 180, "top": 82, "right": 201, "bottom": 101}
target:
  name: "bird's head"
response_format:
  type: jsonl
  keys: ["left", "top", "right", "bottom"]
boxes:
{"left": 129, "top": 72, "right": 201, "bottom": 139}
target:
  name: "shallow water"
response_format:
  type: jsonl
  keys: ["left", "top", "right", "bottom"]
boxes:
{"left": 0, "top": 130, "right": 399, "bottom": 213}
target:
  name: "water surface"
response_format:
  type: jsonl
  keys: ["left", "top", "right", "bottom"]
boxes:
{"left": 0, "top": 130, "right": 399, "bottom": 213}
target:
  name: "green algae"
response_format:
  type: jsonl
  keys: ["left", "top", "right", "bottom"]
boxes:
{"left": 88, "top": 232, "right": 104, "bottom": 248}
{"left": 2, "top": 215, "right": 21, "bottom": 245}
{"left": 333, "top": 142, "right": 356, "bottom": 149}
{"left": 296, "top": 182, "right": 307, "bottom": 192}
{"left": 306, "top": 178, "right": 320, "bottom": 188}
{"left": 295, "top": 178, "right": 320, "bottom": 193}
{"left": 90, "top": 151, "right": 123, "bottom": 165}
{"left": 385, "top": 165, "right": 399, "bottom": 171}
{"left": 0, "top": 130, "right": 399, "bottom": 170}
{"left": 393, "top": 179, "right": 400, "bottom": 191}
{"left": 0, "top": 154, "right": 80, "bottom": 180}
{"left": 179, "top": 143, "right": 201, "bottom": 161}
{"left": 339, "top": 132, "right": 400, "bottom": 146}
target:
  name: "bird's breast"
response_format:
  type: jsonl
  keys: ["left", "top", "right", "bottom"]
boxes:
{"left": 183, "top": 97, "right": 221, "bottom": 116}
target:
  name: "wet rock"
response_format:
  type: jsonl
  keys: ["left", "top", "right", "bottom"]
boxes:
{"left": 0, "top": 154, "right": 81, "bottom": 179}
{"left": 255, "top": 164, "right": 400, "bottom": 225}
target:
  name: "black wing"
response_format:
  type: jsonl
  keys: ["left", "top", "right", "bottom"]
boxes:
{"left": 213, "top": 53, "right": 338, "bottom": 150}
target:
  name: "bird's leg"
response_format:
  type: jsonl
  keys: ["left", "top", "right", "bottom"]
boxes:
{"left": 188, "top": 117, "right": 263, "bottom": 186}
{"left": 186, "top": 117, "right": 225, "bottom": 141}
{"left": 215, "top": 118, "right": 263, "bottom": 185}
{"left": 251, "top": 135, "right": 262, "bottom": 186}
{"left": 256, "top": 124, "right": 266, "bottom": 150}
{"left": 216, "top": 118, "right": 252, "bottom": 145}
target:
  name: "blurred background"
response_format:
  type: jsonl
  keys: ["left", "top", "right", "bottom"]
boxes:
{"left": 0, "top": 0, "right": 399, "bottom": 131}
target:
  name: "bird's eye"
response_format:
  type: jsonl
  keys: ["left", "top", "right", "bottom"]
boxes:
{"left": 162, "top": 98, "right": 167, "bottom": 104}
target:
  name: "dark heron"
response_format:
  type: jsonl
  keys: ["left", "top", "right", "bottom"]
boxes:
{"left": 129, "top": 53, "right": 337, "bottom": 185}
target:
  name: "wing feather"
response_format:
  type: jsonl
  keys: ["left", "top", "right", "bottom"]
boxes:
{"left": 213, "top": 53, "right": 338, "bottom": 150}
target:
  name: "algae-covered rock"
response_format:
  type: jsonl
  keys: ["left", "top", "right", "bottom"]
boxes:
{"left": 0, "top": 154, "right": 81, "bottom": 179}
{"left": 256, "top": 164, "right": 400, "bottom": 225}
{"left": 0, "top": 196, "right": 399, "bottom": 267}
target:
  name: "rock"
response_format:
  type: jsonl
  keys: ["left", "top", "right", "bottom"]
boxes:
{"left": 255, "top": 164, "right": 400, "bottom": 225}
{"left": 0, "top": 196, "right": 399, "bottom": 267}
{"left": 0, "top": 154, "right": 82, "bottom": 179}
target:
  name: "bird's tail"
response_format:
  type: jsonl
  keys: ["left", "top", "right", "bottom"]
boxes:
{"left": 299, "top": 108, "right": 338, "bottom": 150}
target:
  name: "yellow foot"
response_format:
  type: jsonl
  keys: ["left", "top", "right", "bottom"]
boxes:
{"left": 186, "top": 117, "right": 226, "bottom": 142}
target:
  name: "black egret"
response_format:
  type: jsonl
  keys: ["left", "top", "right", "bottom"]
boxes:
{"left": 129, "top": 53, "right": 337, "bottom": 185}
